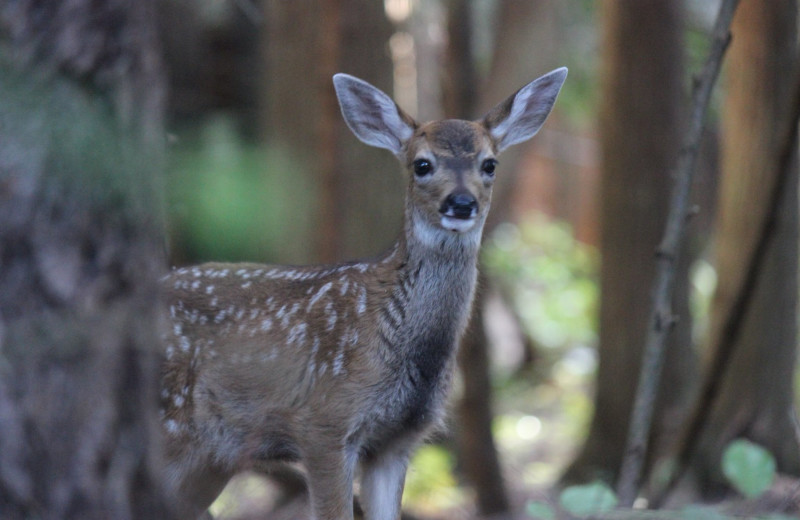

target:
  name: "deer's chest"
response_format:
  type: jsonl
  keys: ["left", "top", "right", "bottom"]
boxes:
{"left": 359, "top": 318, "right": 461, "bottom": 456}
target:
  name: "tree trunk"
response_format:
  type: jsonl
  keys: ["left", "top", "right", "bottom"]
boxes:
{"left": 563, "top": 0, "right": 696, "bottom": 485}
{"left": 448, "top": 1, "right": 567, "bottom": 515}
{"left": 445, "top": 2, "right": 510, "bottom": 514}
{"left": 0, "top": 1, "right": 171, "bottom": 518}
{"left": 262, "top": 0, "right": 399, "bottom": 264}
{"left": 681, "top": 0, "right": 799, "bottom": 495}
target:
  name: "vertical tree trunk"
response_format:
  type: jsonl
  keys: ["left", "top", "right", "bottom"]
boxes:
{"left": 262, "top": 0, "right": 399, "bottom": 264}
{"left": 445, "top": 2, "right": 510, "bottom": 514}
{"left": 448, "top": 1, "right": 566, "bottom": 515}
{"left": 563, "top": 0, "right": 696, "bottom": 485}
{"left": 683, "top": 0, "right": 799, "bottom": 495}
{"left": 0, "top": 1, "right": 171, "bottom": 518}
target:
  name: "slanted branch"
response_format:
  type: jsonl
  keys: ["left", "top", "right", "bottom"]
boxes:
{"left": 615, "top": 0, "right": 741, "bottom": 506}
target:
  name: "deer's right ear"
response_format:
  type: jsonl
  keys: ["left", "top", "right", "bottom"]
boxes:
{"left": 482, "top": 67, "right": 567, "bottom": 153}
{"left": 334, "top": 74, "right": 416, "bottom": 155}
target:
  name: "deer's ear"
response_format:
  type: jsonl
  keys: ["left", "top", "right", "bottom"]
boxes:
{"left": 482, "top": 67, "right": 567, "bottom": 153}
{"left": 334, "top": 74, "right": 416, "bottom": 155}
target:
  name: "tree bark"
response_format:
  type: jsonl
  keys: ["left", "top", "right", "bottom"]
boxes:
{"left": 262, "top": 0, "right": 399, "bottom": 264}
{"left": 448, "top": 1, "right": 566, "bottom": 515}
{"left": 563, "top": 0, "right": 696, "bottom": 485}
{"left": 0, "top": 1, "right": 171, "bottom": 518}
{"left": 444, "top": 3, "right": 510, "bottom": 514}
{"left": 678, "top": 0, "right": 800, "bottom": 496}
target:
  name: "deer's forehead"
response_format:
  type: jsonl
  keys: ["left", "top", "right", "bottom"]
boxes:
{"left": 409, "top": 120, "right": 494, "bottom": 160}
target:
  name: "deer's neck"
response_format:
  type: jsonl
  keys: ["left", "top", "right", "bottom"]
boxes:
{"left": 378, "top": 210, "right": 483, "bottom": 367}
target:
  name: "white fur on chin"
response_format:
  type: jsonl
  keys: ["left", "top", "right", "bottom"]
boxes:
{"left": 440, "top": 216, "right": 476, "bottom": 233}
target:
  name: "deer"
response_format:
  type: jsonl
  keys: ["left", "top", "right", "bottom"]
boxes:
{"left": 160, "top": 67, "right": 567, "bottom": 520}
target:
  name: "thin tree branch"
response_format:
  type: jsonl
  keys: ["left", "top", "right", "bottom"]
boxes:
{"left": 616, "top": 0, "right": 741, "bottom": 507}
{"left": 654, "top": 52, "right": 800, "bottom": 508}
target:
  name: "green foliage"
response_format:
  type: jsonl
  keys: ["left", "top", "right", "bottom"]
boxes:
{"left": 558, "top": 481, "right": 618, "bottom": 517}
{"left": 721, "top": 439, "right": 776, "bottom": 499}
{"left": 402, "top": 445, "right": 465, "bottom": 513}
{"left": 484, "top": 215, "right": 598, "bottom": 353}
{"left": 167, "top": 116, "right": 316, "bottom": 263}
{"left": 525, "top": 499, "right": 556, "bottom": 519}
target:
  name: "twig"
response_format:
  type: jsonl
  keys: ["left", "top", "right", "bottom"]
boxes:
{"left": 615, "top": 0, "right": 741, "bottom": 507}
{"left": 654, "top": 50, "right": 800, "bottom": 508}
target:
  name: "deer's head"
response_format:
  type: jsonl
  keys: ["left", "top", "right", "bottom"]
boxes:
{"left": 333, "top": 68, "right": 567, "bottom": 244}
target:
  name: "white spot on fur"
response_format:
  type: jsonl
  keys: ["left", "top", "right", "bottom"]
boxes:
{"left": 356, "top": 286, "right": 367, "bottom": 315}
{"left": 332, "top": 350, "right": 345, "bottom": 375}
{"left": 288, "top": 322, "right": 308, "bottom": 346}
{"left": 179, "top": 336, "right": 190, "bottom": 352}
{"left": 164, "top": 419, "right": 181, "bottom": 435}
{"left": 206, "top": 284, "right": 215, "bottom": 295}
{"left": 260, "top": 318, "right": 273, "bottom": 331}
{"left": 324, "top": 301, "right": 337, "bottom": 331}
{"left": 307, "top": 282, "right": 333, "bottom": 312}
{"left": 280, "top": 303, "right": 301, "bottom": 329}
{"left": 241, "top": 281, "right": 252, "bottom": 289}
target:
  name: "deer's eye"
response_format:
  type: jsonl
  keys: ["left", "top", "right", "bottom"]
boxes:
{"left": 481, "top": 158, "right": 498, "bottom": 176}
{"left": 413, "top": 158, "right": 433, "bottom": 177}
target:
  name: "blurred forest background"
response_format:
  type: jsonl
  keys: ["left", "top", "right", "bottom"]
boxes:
{"left": 0, "top": 0, "right": 798, "bottom": 518}
{"left": 160, "top": 0, "right": 799, "bottom": 518}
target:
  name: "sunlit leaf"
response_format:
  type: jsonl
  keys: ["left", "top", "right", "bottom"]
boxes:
{"left": 558, "top": 481, "right": 617, "bottom": 517}
{"left": 525, "top": 499, "right": 555, "bottom": 519}
{"left": 721, "top": 439, "right": 776, "bottom": 498}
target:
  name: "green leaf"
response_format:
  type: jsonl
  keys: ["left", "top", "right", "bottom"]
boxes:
{"left": 721, "top": 439, "right": 776, "bottom": 498}
{"left": 558, "top": 481, "right": 618, "bottom": 517}
{"left": 525, "top": 500, "right": 556, "bottom": 519}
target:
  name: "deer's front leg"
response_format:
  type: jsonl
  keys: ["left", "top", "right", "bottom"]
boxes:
{"left": 304, "top": 443, "right": 358, "bottom": 520}
{"left": 359, "top": 445, "right": 411, "bottom": 520}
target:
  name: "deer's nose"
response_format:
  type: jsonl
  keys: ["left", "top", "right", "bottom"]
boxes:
{"left": 440, "top": 192, "right": 478, "bottom": 219}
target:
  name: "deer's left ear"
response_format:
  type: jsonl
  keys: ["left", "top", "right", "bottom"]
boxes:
{"left": 334, "top": 73, "right": 416, "bottom": 156}
{"left": 482, "top": 67, "right": 567, "bottom": 153}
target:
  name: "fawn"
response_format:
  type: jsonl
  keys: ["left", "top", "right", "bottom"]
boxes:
{"left": 161, "top": 67, "right": 567, "bottom": 519}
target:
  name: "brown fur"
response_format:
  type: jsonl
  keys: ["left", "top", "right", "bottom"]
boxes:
{"left": 160, "top": 69, "right": 565, "bottom": 520}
